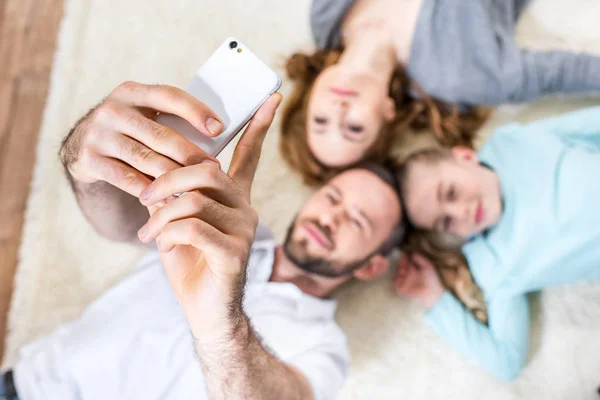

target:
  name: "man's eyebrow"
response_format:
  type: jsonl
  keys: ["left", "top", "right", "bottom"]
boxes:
{"left": 331, "top": 183, "right": 374, "bottom": 230}
{"left": 358, "top": 209, "right": 374, "bottom": 230}
{"left": 329, "top": 184, "right": 342, "bottom": 197}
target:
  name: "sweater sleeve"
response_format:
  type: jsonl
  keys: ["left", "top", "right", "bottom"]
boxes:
{"left": 525, "top": 106, "right": 600, "bottom": 147}
{"left": 508, "top": 50, "right": 600, "bottom": 102}
{"left": 425, "top": 291, "right": 529, "bottom": 382}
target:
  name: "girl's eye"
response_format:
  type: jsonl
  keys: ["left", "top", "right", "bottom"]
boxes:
{"left": 314, "top": 117, "right": 328, "bottom": 125}
{"left": 352, "top": 219, "right": 363, "bottom": 231}
{"left": 347, "top": 124, "right": 363, "bottom": 133}
{"left": 326, "top": 193, "right": 337, "bottom": 204}
{"left": 447, "top": 185, "right": 456, "bottom": 201}
{"left": 443, "top": 216, "right": 452, "bottom": 232}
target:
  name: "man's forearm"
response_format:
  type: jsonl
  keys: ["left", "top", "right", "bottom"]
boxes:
{"left": 195, "top": 316, "right": 313, "bottom": 400}
{"left": 68, "top": 176, "right": 148, "bottom": 243}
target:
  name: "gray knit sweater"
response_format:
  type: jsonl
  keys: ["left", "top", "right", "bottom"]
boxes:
{"left": 311, "top": 0, "right": 600, "bottom": 106}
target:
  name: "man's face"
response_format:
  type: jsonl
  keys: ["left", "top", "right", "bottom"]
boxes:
{"left": 284, "top": 169, "right": 402, "bottom": 277}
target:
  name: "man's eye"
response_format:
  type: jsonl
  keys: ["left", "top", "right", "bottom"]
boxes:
{"left": 314, "top": 117, "right": 328, "bottom": 125}
{"left": 443, "top": 216, "right": 452, "bottom": 232}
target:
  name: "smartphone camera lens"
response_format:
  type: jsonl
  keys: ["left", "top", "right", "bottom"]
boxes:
{"left": 229, "top": 41, "right": 238, "bottom": 50}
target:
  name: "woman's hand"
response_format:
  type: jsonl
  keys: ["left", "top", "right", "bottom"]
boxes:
{"left": 395, "top": 252, "right": 445, "bottom": 309}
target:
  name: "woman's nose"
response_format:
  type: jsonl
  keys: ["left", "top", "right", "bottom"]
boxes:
{"left": 333, "top": 98, "right": 349, "bottom": 108}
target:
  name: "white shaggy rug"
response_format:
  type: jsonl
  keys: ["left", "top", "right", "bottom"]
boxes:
{"left": 5, "top": 0, "right": 600, "bottom": 398}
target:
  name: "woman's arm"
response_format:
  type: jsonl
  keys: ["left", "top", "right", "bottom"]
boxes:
{"left": 509, "top": 50, "right": 600, "bottom": 102}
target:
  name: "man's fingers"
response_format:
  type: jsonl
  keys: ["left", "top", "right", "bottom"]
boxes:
{"left": 112, "top": 108, "right": 219, "bottom": 167}
{"left": 138, "top": 191, "right": 239, "bottom": 243}
{"left": 92, "top": 157, "right": 153, "bottom": 198}
{"left": 155, "top": 218, "right": 225, "bottom": 254}
{"left": 139, "top": 163, "right": 243, "bottom": 208}
{"left": 109, "top": 81, "right": 224, "bottom": 138}
{"left": 228, "top": 93, "right": 283, "bottom": 200}
{"left": 97, "top": 134, "right": 182, "bottom": 179}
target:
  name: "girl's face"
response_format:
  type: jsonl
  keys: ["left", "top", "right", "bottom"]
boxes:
{"left": 306, "top": 64, "right": 396, "bottom": 167}
{"left": 403, "top": 148, "right": 503, "bottom": 238}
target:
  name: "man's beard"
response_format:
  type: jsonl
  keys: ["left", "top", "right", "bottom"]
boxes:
{"left": 283, "top": 218, "right": 373, "bottom": 278}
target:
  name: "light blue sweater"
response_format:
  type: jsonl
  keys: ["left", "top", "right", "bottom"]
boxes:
{"left": 425, "top": 106, "right": 600, "bottom": 381}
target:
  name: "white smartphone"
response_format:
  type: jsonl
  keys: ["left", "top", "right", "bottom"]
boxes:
{"left": 157, "top": 37, "right": 282, "bottom": 157}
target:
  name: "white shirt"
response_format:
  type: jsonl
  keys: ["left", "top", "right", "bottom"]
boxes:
{"left": 14, "top": 230, "right": 348, "bottom": 400}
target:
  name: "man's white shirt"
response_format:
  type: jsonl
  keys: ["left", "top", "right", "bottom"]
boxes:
{"left": 14, "top": 227, "right": 348, "bottom": 400}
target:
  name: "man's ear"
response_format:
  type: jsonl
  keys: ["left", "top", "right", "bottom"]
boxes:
{"left": 451, "top": 146, "right": 479, "bottom": 164}
{"left": 353, "top": 254, "right": 390, "bottom": 281}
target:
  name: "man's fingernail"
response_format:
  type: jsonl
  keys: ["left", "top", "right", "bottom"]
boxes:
{"left": 140, "top": 187, "right": 152, "bottom": 202}
{"left": 206, "top": 118, "right": 223, "bottom": 135}
{"left": 157, "top": 237, "right": 174, "bottom": 253}
{"left": 138, "top": 224, "right": 148, "bottom": 239}
{"left": 202, "top": 158, "right": 221, "bottom": 168}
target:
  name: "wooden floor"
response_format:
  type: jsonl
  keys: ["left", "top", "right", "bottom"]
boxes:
{"left": 0, "top": 0, "right": 64, "bottom": 360}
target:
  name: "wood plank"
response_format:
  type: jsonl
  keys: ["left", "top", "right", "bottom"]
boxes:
{"left": 0, "top": 0, "right": 63, "bottom": 360}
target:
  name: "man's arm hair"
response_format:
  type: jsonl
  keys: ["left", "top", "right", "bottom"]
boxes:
{"left": 195, "top": 316, "right": 313, "bottom": 400}
{"left": 59, "top": 112, "right": 149, "bottom": 243}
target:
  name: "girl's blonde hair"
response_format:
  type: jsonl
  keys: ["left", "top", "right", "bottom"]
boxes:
{"left": 280, "top": 49, "right": 491, "bottom": 186}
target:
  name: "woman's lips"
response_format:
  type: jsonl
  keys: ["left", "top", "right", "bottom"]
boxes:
{"left": 475, "top": 201, "right": 485, "bottom": 225}
{"left": 330, "top": 87, "right": 358, "bottom": 97}
{"left": 303, "top": 221, "right": 334, "bottom": 250}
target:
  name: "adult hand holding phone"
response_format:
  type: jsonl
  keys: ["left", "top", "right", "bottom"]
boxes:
{"left": 137, "top": 93, "right": 282, "bottom": 338}
{"left": 59, "top": 81, "right": 229, "bottom": 241}
{"left": 60, "top": 39, "right": 280, "bottom": 243}
{"left": 133, "top": 94, "right": 312, "bottom": 400}
{"left": 60, "top": 81, "right": 224, "bottom": 198}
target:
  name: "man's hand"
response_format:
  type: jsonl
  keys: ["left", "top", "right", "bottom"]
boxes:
{"left": 137, "top": 93, "right": 282, "bottom": 340}
{"left": 395, "top": 253, "right": 445, "bottom": 309}
{"left": 59, "top": 81, "right": 226, "bottom": 242}
{"left": 136, "top": 94, "right": 312, "bottom": 400}
{"left": 60, "top": 81, "right": 223, "bottom": 197}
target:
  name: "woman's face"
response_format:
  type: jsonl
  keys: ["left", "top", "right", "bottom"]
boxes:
{"left": 306, "top": 65, "right": 396, "bottom": 167}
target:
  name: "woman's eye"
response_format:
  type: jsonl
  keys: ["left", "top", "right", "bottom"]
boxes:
{"left": 314, "top": 117, "right": 328, "bottom": 125}
{"left": 347, "top": 124, "right": 364, "bottom": 133}
{"left": 443, "top": 216, "right": 452, "bottom": 232}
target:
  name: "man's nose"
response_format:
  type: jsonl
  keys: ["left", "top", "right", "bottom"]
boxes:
{"left": 319, "top": 207, "right": 342, "bottom": 234}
